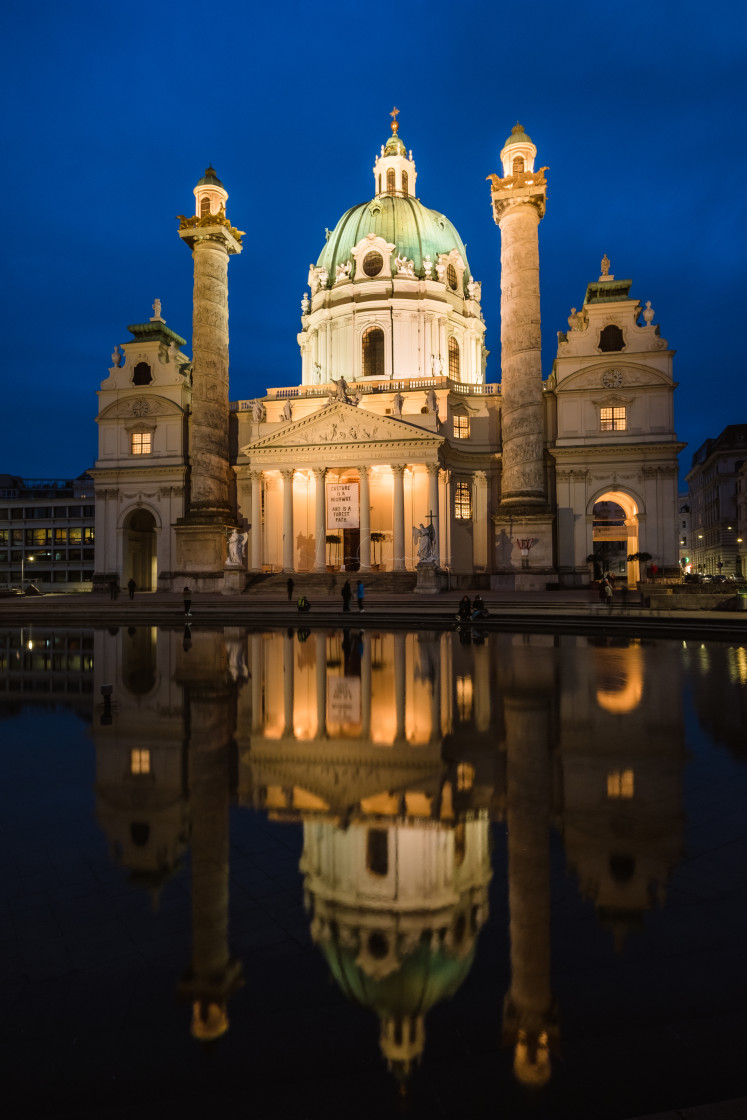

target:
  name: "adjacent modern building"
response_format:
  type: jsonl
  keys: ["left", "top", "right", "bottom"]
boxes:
{"left": 0, "top": 474, "right": 95, "bottom": 592}
{"left": 91, "top": 117, "right": 683, "bottom": 592}
{"left": 685, "top": 424, "right": 747, "bottom": 577}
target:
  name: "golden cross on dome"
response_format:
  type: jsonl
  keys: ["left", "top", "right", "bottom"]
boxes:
{"left": 390, "top": 106, "right": 400, "bottom": 134}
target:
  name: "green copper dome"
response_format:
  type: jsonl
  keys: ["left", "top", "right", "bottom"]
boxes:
{"left": 503, "top": 122, "right": 533, "bottom": 148}
{"left": 196, "top": 165, "right": 224, "bottom": 188}
{"left": 316, "top": 194, "right": 472, "bottom": 287}
{"left": 319, "top": 934, "right": 476, "bottom": 1019}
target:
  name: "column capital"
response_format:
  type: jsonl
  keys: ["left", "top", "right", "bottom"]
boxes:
{"left": 426, "top": 462, "right": 441, "bottom": 477}
{"left": 250, "top": 469, "right": 264, "bottom": 483}
{"left": 440, "top": 468, "right": 451, "bottom": 485}
{"left": 313, "top": 467, "right": 327, "bottom": 480}
{"left": 281, "top": 468, "right": 295, "bottom": 481}
{"left": 357, "top": 464, "right": 370, "bottom": 478}
{"left": 391, "top": 464, "right": 406, "bottom": 478}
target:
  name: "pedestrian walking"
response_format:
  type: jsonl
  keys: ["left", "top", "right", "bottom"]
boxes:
{"left": 287, "top": 576, "right": 294, "bottom": 601}
{"left": 127, "top": 578, "right": 136, "bottom": 600}
{"left": 356, "top": 579, "right": 365, "bottom": 612}
{"left": 341, "top": 579, "right": 352, "bottom": 612}
{"left": 183, "top": 585, "right": 193, "bottom": 617}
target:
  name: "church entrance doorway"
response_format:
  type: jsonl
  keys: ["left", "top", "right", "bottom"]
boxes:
{"left": 124, "top": 508, "right": 157, "bottom": 591}
{"left": 343, "top": 528, "right": 360, "bottom": 572}
{"left": 591, "top": 492, "right": 640, "bottom": 584}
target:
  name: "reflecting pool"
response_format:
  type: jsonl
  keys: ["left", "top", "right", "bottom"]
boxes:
{"left": 1, "top": 625, "right": 746, "bottom": 1119}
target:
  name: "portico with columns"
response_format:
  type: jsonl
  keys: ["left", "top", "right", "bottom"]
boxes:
{"left": 235, "top": 401, "right": 447, "bottom": 574}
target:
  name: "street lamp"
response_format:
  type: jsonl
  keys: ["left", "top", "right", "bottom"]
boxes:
{"left": 20, "top": 554, "right": 34, "bottom": 588}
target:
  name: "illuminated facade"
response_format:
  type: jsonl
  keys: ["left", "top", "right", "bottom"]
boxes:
{"left": 92, "top": 118, "right": 681, "bottom": 590}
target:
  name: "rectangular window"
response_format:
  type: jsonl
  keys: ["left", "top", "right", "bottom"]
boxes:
{"left": 54, "top": 528, "right": 67, "bottom": 543}
{"left": 130, "top": 748, "right": 151, "bottom": 775}
{"left": 131, "top": 432, "right": 152, "bottom": 455}
{"left": 68, "top": 528, "right": 82, "bottom": 544}
{"left": 454, "top": 481, "right": 472, "bottom": 520}
{"left": 83, "top": 527, "right": 95, "bottom": 542}
{"left": 453, "top": 416, "right": 470, "bottom": 439}
{"left": 607, "top": 769, "right": 634, "bottom": 798}
{"left": 600, "top": 406, "right": 627, "bottom": 431}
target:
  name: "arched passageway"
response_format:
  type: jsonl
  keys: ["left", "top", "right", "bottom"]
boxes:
{"left": 591, "top": 491, "right": 640, "bottom": 583}
{"left": 124, "top": 508, "right": 157, "bottom": 591}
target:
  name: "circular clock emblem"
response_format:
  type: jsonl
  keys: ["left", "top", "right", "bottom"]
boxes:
{"left": 602, "top": 369, "right": 623, "bottom": 388}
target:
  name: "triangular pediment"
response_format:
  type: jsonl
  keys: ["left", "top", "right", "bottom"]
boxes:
{"left": 239, "top": 401, "right": 443, "bottom": 457}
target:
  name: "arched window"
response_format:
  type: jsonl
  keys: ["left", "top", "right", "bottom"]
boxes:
{"left": 446, "top": 263, "right": 458, "bottom": 290}
{"left": 386, "top": 168, "right": 395, "bottom": 192}
{"left": 512, "top": 156, "right": 525, "bottom": 175}
{"left": 448, "top": 337, "right": 460, "bottom": 380}
{"left": 599, "top": 324, "right": 624, "bottom": 352}
{"left": 133, "top": 362, "right": 152, "bottom": 385}
{"left": 362, "top": 325, "right": 385, "bottom": 377}
{"left": 402, "top": 169, "right": 408, "bottom": 195}
{"left": 199, "top": 195, "right": 210, "bottom": 217}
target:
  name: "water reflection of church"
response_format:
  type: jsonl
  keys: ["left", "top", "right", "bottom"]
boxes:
{"left": 91, "top": 625, "right": 686, "bottom": 1086}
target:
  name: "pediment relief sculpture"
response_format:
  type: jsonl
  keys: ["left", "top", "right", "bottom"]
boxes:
{"left": 240, "top": 401, "right": 443, "bottom": 455}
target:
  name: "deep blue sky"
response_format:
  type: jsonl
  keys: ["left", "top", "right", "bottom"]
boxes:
{"left": 3, "top": 0, "right": 745, "bottom": 487}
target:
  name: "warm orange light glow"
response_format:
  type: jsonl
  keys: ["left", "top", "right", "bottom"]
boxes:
{"left": 607, "top": 769, "right": 634, "bottom": 798}
{"left": 130, "top": 748, "right": 151, "bottom": 774}
{"left": 595, "top": 644, "right": 644, "bottom": 714}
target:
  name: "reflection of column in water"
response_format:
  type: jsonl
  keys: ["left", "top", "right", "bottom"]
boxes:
{"left": 503, "top": 692, "right": 558, "bottom": 1086}
{"left": 250, "top": 634, "right": 263, "bottom": 734}
{"left": 179, "top": 669, "right": 242, "bottom": 1040}
{"left": 394, "top": 632, "right": 406, "bottom": 741}
{"left": 361, "top": 632, "right": 372, "bottom": 739}
{"left": 429, "top": 634, "right": 441, "bottom": 741}
{"left": 315, "top": 631, "right": 327, "bottom": 738}
{"left": 283, "top": 629, "right": 295, "bottom": 736}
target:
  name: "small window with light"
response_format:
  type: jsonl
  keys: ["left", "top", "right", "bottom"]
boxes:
{"left": 453, "top": 415, "right": 470, "bottom": 439}
{"left": 600, "top": 406, "right": 626, "bottom": 431}
{"left": 454, "top": 481, "right": 471, "bottom": 519}
{"left": 131, "top": 432, "right": 152, "bottom": 455}
{"left": 607, "top": 769, "right": 634, "bottom": 798}
{"left": 131, "top": 748, "right": 151, "bottom": 775}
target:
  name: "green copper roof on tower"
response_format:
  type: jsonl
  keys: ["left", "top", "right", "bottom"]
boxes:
{"left": 197, "top": 165, "right": 224, "bottom": 188}
{"left": 503, "top": 122, "right": 533, "bottom": 148}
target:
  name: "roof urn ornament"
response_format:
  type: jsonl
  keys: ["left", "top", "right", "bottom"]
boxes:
{"left": 643, "top": 300, "right": 654, "bottom": 327}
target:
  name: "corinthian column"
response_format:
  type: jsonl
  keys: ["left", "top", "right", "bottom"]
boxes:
{"left": 392, "top": 465, "right": 406, "bottom": 572}
{"left": 282, "top": 469, "right": 295, "bottom": 573}
{"left": 314, "top": 468, "right": 326, "bottom": 573}
{"left": 358, "top": 466, "right": 371, "bottom": 572}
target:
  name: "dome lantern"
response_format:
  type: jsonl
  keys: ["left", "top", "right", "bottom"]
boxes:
{"left": 499, "top": 122, "right": 537, "bottom": 178}
{"left": 373, "top": 107, "right": 417, "bottom": 199}
{"left": 193, "top": 165, "right": 228, "bottom": 220}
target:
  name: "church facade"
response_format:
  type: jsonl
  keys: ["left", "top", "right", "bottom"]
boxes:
{"left": 91, "top": 117, "right": 682, "bottom": 592}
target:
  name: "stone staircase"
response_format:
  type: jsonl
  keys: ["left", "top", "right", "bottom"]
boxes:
{"left": 244, "top": 571, "right": 418, "bottom": 596}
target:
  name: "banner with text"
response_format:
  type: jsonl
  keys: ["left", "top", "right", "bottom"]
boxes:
{"left": 327, "top": 676, "right": 361, "bottom": 725}
{"left": 327, "top": 483, "right": 359, "bottom": 529}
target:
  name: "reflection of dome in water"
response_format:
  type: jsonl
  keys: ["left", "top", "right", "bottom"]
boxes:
{"left": 302, "top": 817, "right": 491, "bottom": 1078}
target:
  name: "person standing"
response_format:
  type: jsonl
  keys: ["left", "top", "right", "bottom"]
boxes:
{"left": 341, "top": 579, "right": 352, "bottom": 613}
{"left": 183, "top": 585, "right": 193, "bottom": 617}
{"left": 356, "top": 579, "right": 365, "bottom": 613}
{"left": 127, "top": 578, "right": 136, "bottom": 601}
{"left": 287, "top": 576, "right": 294, "bottom": 601}
{"left": 109, "top": 577, "right": 119, "bottom": 601}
